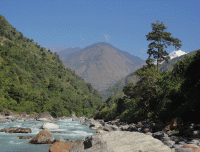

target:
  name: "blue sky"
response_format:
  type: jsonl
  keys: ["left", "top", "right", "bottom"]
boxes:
{"left": 1, "top": 0, "right": 200, "bottom": 60}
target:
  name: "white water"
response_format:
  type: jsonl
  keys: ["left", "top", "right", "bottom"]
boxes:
{"left": 0, "top": 119, "right": 96, "bottom": 152}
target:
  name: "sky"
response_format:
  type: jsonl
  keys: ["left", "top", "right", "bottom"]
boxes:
{"left": 1, "top": 0, "right": 200, "bottom": 60}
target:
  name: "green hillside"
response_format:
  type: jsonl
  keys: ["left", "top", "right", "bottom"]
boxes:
{"left": 0, "top": 15, "right": 103, "bottom": 117}
{"left": 95, "top": 49, "right": 200, "bottom": 127}
{"left": 101, "top": 50, "right": 198, "bottom": 100}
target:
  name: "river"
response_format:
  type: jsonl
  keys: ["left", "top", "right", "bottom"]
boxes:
{"left": 0, "top": 118, "right": 96, "bottom": 152}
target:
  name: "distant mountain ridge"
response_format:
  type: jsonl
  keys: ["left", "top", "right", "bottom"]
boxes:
{"left": 44, "top": 46, "right": 82, "bottom": 60}
{"left": 59, "top": 42, "right": 146, "bottom": 91}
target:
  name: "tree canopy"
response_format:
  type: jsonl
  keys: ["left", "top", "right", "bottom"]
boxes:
{"left": 0, "top": 15, "right": 103, "bottom": 117}
{"left": 146, "top": 20, "right": 182, "bottom": 70}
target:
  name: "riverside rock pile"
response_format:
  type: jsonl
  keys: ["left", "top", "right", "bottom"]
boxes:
{"left": 71, "top": 117, "right": 200, "bottom": 152}
{"left": 2, "top": 109, "right": 200, "bottom": 151}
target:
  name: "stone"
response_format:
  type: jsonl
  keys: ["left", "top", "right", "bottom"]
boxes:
{"left": 69, "top": 131, "right": 173, "bottom": 152}
{"left": 163, "top": 140, "right": 175, "bottom": 148}
{"left": 82, "top": 122, "right": 87, "bottom": 125}
{"left": 29, "top": 129, "right": 54, "bottom": 144}
{"left": 89, "top": 121, "right": 102, "bottom": 130}
{"left": 0, "top": 127, "right": 32, "bottom": 133}
{"left": 53, "top": 138, "right": 66, "bottom": 143}
{"left": 119, "top": 125, "right": 129, "bottom": 131}
{"left": 179, "top": 144, "right": 200, "bottom": 151}
{"left": 96, "top": 129, "right": 108, "bottom": 134}
{"left": 36, "top": 112, "right": 53, "bottom": 121}
{"left": 1, "top": 109, "right": 12, "bottom": 116}
{"left": 40, "top": 123, "right": 59, "bottom": 130}
{"left": 49, "top": 142, "right": 74, "bottom": 152}
{"left": 37, "top": 118, "right": 52, "bottom": 122}
{"left": 173, "top": 144, "right": 184, "bottom": 149}
{"left": 145, "top": 132, "right": 153, "bottom": 136}
{"left": 161, "top": 136, "right": 171, "bottom": 142}
{"left": 193, "top": 130, "right": 200, "bottom": 136}
{"left": 153, "top": 131, "right": 164, "bottom": 140}
{"left": 179, "top": 141, "right": 187, "bottom": 145}
{"left": 175, "top": 148, "right": 196, "bottom": 152}
{"left": 18, "top": 136, "right": 33, "bottom": 139}
{"left": 103, "top": 125, "right": 114, "bottom": 132}
{"left": 142, "top": 127, "right": 151, "bottom": 133}
{"left": 188, "top": 139, "right": 200, "bottom": 145}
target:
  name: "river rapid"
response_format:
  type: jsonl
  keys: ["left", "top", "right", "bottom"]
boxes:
{"left": 0, "top": 118, "right": 96, "bottom": 152}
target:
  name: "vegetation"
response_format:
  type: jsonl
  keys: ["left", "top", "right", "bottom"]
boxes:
{"left": 0, "top": 15, "right": 103, "bottom": 117}
{"left": 95, "top": 20, "right": 200, "bottom": 127}
{"left": 95, "top": 51, "right": 199, "bottom": 125}
{"left": 146, "top": 20, "right": 182, "bottom": 70}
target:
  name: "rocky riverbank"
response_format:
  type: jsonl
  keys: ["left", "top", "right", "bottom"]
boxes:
{"left": 1, "top": 109, "right": 200, "bottom": 151}
{"left": 68, "top": 117, "right": 200, "bottom": 152}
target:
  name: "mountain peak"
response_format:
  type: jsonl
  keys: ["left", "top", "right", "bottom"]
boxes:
{"left": 169, "top": 50, "right": 187, "bottom": 59}
{"left": 153, "top": 50, "right": 187, "bottom": 64}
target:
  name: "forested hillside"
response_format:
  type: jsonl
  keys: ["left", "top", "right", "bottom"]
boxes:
{"left": 95, "top": 49, "right": 200, "bottom": 125}
{"left": 100, "top": 50, "right": 198, "bottom": 100}
{"left": 0, "top": 15, "right": 103, "bottom": 117}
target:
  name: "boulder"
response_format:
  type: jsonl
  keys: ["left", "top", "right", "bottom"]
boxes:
{"left": 0, "top": 127, "right": 32, "bottom": 133}
{"left": 1, "top": 109, "right": 13, "bottom": 116}
{"left": 103, "top": 125, "right": 119, "bottom": 132}
{"left": 40, "top": 123, "right": 59, "bottom": 130}
{"left": 29, "top": 129, "right": 54, "bottom": 144}
{"left": 69, "top": 131, "right": 173, "bottom": 152}
{"left": 96, "top": 129, "right": 108, "bottom": 134}
{"left": 49, "top": 142, "right": 74, "bottom": 152}
{"left": 36, "top": 112, "right": 53, "bottom": 121}
{"left": 89, "top": 121, "right": 102, "bottom": 130}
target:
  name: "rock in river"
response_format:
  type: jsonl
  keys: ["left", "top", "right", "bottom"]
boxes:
{"left": 0, "top": 127, "right": 32, "bottom": 133}
{"left": 29, "top": 129, "right": 54, "bottom": 144}
{"left": 40, "top": 122, "right": 59, "bottom": 130}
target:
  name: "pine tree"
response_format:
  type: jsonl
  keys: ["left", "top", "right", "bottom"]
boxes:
{"left": 146, "top": 20, "right": 182, "bottom": 70}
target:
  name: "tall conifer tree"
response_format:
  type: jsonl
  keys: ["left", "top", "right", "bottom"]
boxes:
{"left": 146, "top": 20, "right": 182, "bottom": 70}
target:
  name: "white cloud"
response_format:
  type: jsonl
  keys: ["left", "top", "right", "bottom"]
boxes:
{"left": 104, "top": 34, "right": 110, "bottom": 41}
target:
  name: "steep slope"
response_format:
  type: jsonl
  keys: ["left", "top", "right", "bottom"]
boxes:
{"left": 44, "top": 46, "right": 82, "bottom": 60}
{"left": 57, "top": 47, "right": 82, "bottom": 60}
{"left": 61, "top": 42, "right": 145, "bottom": 91}
{"left": 0, "top": 15, "right": 102, "bottom": 117}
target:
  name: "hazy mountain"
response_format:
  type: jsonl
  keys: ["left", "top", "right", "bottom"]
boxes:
{"left": 44, "top": 46, "right": 82, "bottom": 60}
{"left": 45, "top": 46, "right": 68, "bottom": 52}
{"left": 57, "top": 47, "right": 82, "bottom": 60}
{"left": 60, "top": 42, "right": 146, "bottom": 91}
